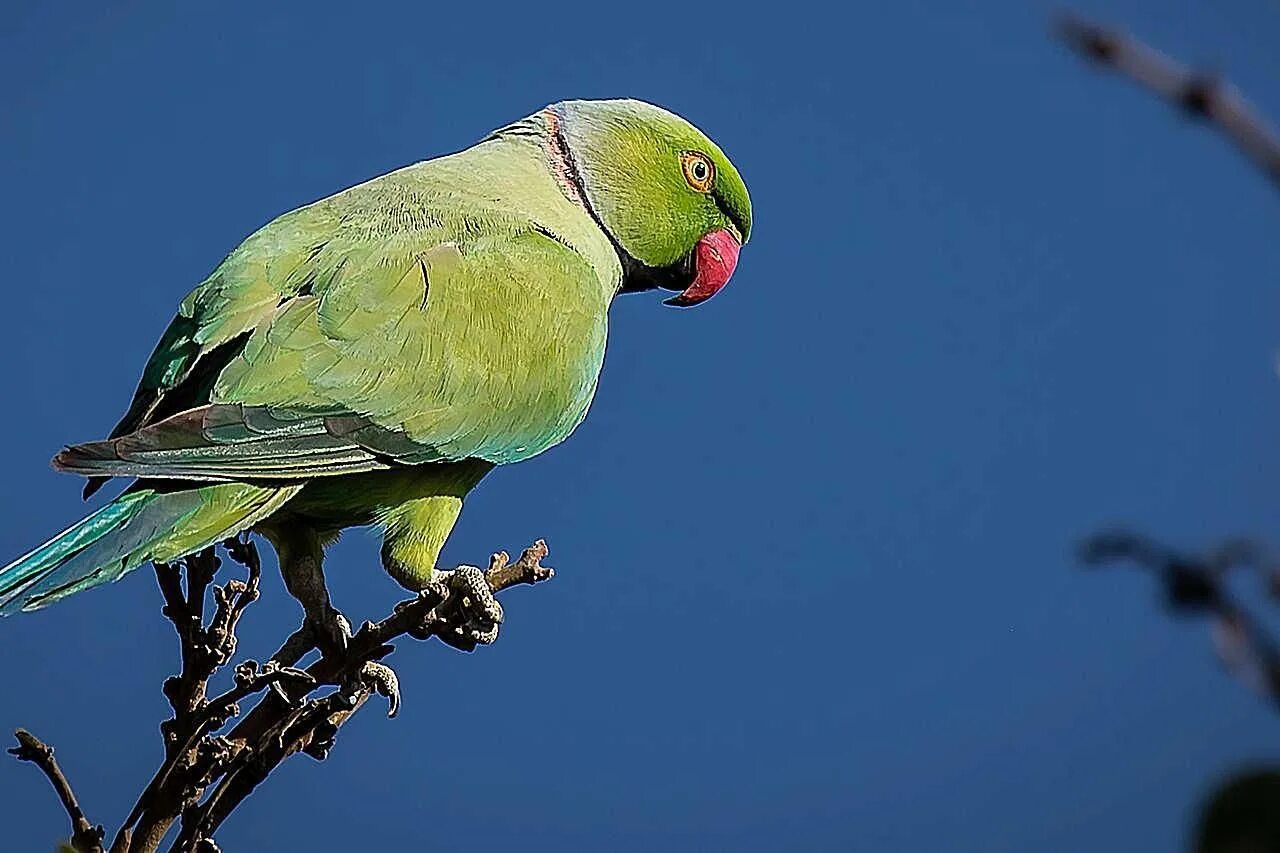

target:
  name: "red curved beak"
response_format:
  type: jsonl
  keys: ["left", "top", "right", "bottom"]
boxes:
{"left": 663, "top": 228, "right": 742, "bottom": 307}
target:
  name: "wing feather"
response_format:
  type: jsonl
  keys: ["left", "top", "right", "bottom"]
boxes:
{"left": 70, "top": 138, "right": 620, "bottom": 487}
{"left": 55, "top": 404, "right": 398, "bottom": 482}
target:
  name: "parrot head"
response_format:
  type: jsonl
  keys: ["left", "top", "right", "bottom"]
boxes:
{"left": 550, "top": 99, "right": 751, "bottom": 307}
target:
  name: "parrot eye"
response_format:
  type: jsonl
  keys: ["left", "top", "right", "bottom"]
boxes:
{"left": 680, "top": 151, "right": 715, "bottom": 192}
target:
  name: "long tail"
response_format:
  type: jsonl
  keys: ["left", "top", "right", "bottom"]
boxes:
{"left": 0, "top": 482, "right": 299, "bottom": 615}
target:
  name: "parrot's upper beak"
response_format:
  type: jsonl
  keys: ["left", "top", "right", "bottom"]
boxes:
{"left": 662, "top": 228, "right": 742, "bottom": 308}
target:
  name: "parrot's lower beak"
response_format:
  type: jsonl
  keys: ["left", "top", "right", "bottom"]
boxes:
{"left": 662, "top": 228, "right": 742, "bottom": 308}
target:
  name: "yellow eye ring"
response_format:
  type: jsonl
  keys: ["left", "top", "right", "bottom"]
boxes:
{"left": 680, "top": 151, "right": 715, "bottom": 192}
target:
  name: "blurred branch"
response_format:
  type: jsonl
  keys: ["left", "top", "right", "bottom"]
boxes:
{"left": 10, "top": 537, "right": 553, "bottom": 853}
{"left": 1059, "top": 7, "right": 1280, "bottom": 712}
{"left": 1081, "top": 531, "right": 1280, "bottom": 705}
{"left": 1057, "top": 12, "right": 1280, "bottom": 190}
{"left": 1058, "top": 11, "right": 1280, "bottom": 846}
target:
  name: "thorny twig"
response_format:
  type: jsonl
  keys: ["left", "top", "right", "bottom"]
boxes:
{"left": 1057, "top": 12, "right": 1280, "bottom": 191}
{"left": 1081, "top": 531, "right": 1280, "bottom": 705}
{"left": 10, "top": 536, "right": 553, "bottom": 853}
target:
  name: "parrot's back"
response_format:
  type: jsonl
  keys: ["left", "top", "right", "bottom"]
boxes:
{"left": 2, "top": 114, "right": 623, "bottom": 614}
{"left": 75, "top": 120, "right": 624, "bottom": 477}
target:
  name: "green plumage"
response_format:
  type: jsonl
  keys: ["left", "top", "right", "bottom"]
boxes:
{"left": 0, "top": 484, "right": 297, "bottom": 614}
{"left": 1, "top": 98, "right": 751, "bottom": 612}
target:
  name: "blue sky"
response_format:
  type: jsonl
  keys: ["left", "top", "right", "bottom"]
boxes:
{"left": 4, "top": 1, "right": 1280, "bottom": 850}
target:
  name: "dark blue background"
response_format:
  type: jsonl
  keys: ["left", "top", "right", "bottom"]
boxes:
{"left": 4, "top": 1, "right": 1280, "bottom": 850}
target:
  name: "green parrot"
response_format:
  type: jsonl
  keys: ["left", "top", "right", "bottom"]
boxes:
{"left": 0, "top": 99, "right": 751, "bottom": 645}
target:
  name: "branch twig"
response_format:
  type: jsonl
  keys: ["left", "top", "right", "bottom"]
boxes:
{"left": 11, "top": 537, "right": 554, "bottom": 853}
{"left": 9, "top": 729, "right": 105, "bottom": 853}
{"left": 1057, "top": 12, "right": 1280, "bottom": 190}
{"left": 183, "top": 541, "right": 555, "bottom": 844}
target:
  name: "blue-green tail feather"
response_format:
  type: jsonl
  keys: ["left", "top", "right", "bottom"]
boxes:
{"left": 0, "top": 493, "right": 156, "bottom": 615}
{"left": 0, "top": 483, "right": 294, "bottom": 616}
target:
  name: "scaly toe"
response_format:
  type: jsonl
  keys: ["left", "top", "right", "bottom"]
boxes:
{"left": 432, "top": 566, "right": 503, "bottom": 650}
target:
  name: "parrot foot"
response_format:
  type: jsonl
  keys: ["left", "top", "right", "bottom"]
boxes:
{"left": 417, "top": 565, "right": 504, "bottom": 651}
{"left": 416, "top": 541, "right": 552, "bottom": 650}
{"left": 359, "top": 661, "right": 401, "bottom": 718}
{"left": 307, "top": 607, "right": 352, "bottom": 658}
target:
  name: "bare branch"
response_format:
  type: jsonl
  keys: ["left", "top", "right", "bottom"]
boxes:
{"left": 1057, "top": 12, "right": 1280, "bottom": 190}
{"left": 486, "top": 539, "right": 556, "bottom": 591}
{"left": 14, "top": 535, "right": 554, "bottom": 853}
{"left": 9, "top": 729, "right": 105, "bottom": 853}
{"left": 186, "top": 543, "right": 556, "bottom": 844}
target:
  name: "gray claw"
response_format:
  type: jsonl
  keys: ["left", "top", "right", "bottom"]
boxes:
{"left": 360, "top": 662, "right": 401, "bottom": 718}
{"left": 269, "top": 680, "right": 291, "bottom": 705}
{"left": 309, "top": 608, "right": 353, "bottom": 657}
